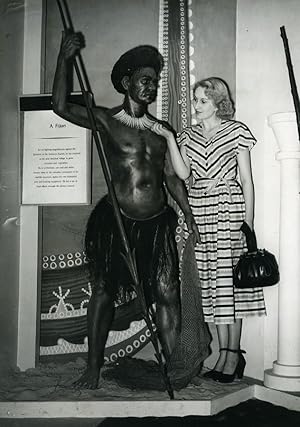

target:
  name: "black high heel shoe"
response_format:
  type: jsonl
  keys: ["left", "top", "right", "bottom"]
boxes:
{"left": 217, "top": 349, "right": 246, "bottom": 383}
{"left": 202, "top": 348, "right": 227, "bottom": 380}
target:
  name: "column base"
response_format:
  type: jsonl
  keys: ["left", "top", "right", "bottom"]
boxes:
{"left": 264, "top": 362, "right": 300, "bottom": 392}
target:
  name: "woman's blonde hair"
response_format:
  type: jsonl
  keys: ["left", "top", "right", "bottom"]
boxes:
{"left": 193, "top": 77, "right": 235, "bottom": 120}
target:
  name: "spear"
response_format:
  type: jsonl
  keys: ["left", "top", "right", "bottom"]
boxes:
{"left": 55, "top": 0, "right": 174, "bottom": 399}
{"left": 280, "top": 26, "right": 300, "bottom": 140}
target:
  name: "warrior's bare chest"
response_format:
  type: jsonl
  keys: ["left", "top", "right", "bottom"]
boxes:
{"left": 110, "top": 128, "right": 166, "bottom": 157}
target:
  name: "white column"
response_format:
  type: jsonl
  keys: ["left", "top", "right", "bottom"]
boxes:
{"left": 17, "top": 0, "right": 43, "bottom": 370}
{"left": 264, "top": 112, "right": 300, "bottom": 391}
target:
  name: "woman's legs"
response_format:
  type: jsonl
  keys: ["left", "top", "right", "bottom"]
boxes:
{"left": 214, "top": 319, "right": 243, "bottom": 374}
{"left": 214, "top": 324, "right": 229, "bottom": 371}
{"left": 222, "top": 319, "right": 243, "bottom": 375}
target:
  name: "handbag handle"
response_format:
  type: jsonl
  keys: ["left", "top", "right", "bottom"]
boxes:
{"left": 240, "top": 221, "right": 258, "bottom": 253}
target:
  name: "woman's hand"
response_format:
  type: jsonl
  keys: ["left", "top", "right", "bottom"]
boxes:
{"left": 150, "top": 122, "right": 173, "bottom": 139}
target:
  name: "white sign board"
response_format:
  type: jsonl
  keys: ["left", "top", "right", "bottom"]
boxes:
{"left": 22, "top": 110, "right": 91, "bottom": 205}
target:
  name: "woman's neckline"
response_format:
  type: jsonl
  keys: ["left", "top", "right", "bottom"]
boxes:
{"left": 199, "top": 119, "right": 224, "bottom": 140}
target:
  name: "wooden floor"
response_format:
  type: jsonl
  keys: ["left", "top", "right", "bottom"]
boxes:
{"left": 1, "top": 399, "right": 300, "bottom": 426}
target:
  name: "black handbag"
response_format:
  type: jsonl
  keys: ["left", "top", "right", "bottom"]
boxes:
{"left": 233, "top": 222, "right": 280, "bottom": 288}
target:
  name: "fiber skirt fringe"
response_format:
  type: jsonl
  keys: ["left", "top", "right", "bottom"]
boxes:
{"left": 85, "top": 196, "right": 179, "bottom": 307}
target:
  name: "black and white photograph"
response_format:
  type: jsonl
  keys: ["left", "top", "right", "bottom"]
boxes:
{"left": 0, "top": 0, "right": 300, "bottom": 425}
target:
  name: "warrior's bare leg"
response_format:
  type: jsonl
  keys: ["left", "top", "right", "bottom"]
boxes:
{"left": 74, "top": 283, "right": 114, "bottom": 389}
{"left": 153, "top": 216, "right": 181, "bottom": 361}
{"left": 156, "top": 283, "right": 181, "bottom": 360}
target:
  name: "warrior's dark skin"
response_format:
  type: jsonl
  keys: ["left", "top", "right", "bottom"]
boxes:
{"left": 52, "top": 32, "right": 200, "bottom": 389}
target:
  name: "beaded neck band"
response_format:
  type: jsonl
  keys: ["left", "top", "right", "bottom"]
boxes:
{"left": 113, "top": 109, "right": 155, "bottom": 130}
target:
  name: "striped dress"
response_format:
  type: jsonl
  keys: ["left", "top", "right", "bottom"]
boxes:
{"left": 177, "top": 120, "right": 266, "bottom": 324}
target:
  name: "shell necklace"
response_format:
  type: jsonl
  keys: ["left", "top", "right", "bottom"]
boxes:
{"left": 113, "top": 109, "right": 155, "bottom": 130}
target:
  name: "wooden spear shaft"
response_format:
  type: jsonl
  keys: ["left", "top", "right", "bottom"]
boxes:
{"left": 55, "top": 0, "right": 174, "bottom": 399}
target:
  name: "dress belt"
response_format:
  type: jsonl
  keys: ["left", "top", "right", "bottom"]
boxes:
{"left": 194, "top": 177, "right": 237, "bottom": 201}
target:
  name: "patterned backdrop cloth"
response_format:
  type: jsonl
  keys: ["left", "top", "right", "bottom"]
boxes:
{"left": 40, "top": 264, "right": 144, "bottom": 345}
{"left": 103, "top": 233, "right": 211, "bottom": 391}
{"left": 40, "top": 261, "right": 150, "bottom": 363}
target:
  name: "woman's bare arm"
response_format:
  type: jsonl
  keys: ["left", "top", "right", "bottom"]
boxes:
{"left": 151, "top": 123, "right": 191, "bottom": 180}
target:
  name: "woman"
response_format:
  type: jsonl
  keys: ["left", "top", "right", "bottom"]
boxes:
{"left": 152, "top": 77, "right": 266, "bottom": 383}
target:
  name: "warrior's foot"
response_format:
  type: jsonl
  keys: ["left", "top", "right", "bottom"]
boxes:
{"left": 73, "top": 367, "right": 100, "bottom": 389}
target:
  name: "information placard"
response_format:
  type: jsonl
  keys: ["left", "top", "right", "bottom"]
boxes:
{"left": 22, "top": 110, "right": 91, "bottom": 205}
